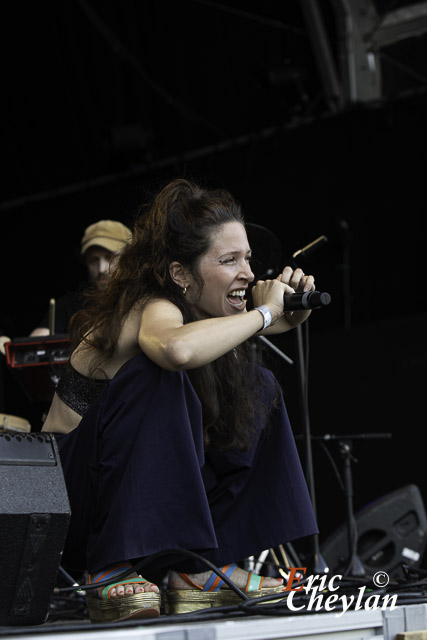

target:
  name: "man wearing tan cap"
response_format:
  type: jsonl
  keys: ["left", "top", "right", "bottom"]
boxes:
{"left": 30, "top": 220, "right": 131, "bottom": 336}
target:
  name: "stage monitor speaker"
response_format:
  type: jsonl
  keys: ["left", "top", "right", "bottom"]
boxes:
{"left": 320, "top": 485, "right": 427, "bottom": 578}
{"left": 0, "top": 432, "right": 71, "bottom": 626}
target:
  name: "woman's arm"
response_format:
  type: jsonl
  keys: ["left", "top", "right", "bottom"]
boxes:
{"left": 138, "top": 267, "right": 314, "bottom": 370}
{"left": 138, "top": 299, "right": 267, "bottom": 370}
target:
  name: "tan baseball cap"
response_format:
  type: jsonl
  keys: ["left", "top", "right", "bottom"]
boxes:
{"left": 81, "top": 220, "right": 132, "bottom": 255}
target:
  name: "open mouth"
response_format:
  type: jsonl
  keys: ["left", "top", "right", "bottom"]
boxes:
{"left": 227, "top": 289, "right": 246, "bottom": 309}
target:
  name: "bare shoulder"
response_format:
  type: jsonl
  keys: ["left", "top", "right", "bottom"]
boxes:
{"left": 143, "top": 297, "right": 184, "bottom": 320}
{"left": 139, "top": 298, "right": 185, "bottom": 336}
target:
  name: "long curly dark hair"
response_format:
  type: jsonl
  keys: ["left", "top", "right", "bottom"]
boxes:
{"left": 70, "top": 178, "right": 276, "bottom": 450}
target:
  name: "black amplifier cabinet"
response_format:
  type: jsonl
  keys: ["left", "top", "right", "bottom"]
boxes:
{"left": 0, "top": 431, "right": 71, "bottom": 626}
{"left": 321, "top": 485, "right": 427, "bottom": 579}
{"left": 5, "top": 335, "right": 71, "bottom": 403}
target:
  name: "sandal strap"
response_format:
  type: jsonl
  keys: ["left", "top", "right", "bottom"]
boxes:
{"left": 178, "top": 564, "right": 267, "bottom": 593}
{"left": 245, "top": 572, "right": 264, "bottom": 592}
{"left": 178, "top": 573, "right": 204, "bottom": 590}
{"left": 178, "top": 563, "right": 238, "bottom": 592}
{"left": 88, "top": 563, "right": 150, "bottom": 600}
{"left": 89, "top": 563, "right": 133, "bottom": 585}
{"left": 204, "top": 563, "right": 237, "bottom": 592}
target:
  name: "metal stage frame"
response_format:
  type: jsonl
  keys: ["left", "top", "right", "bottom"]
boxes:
{"left": 2, "top": 603, "right": 427, "bottom": 640}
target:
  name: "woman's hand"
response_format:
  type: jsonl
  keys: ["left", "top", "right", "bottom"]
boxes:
{"left": 277, "top": 266, "right": 315, "bottom": 327}
{"left": 278, "top": 266, "right": 315, "bottom": 297}
{"left": 252, "top": 266, "right": 316, "bottom": 335}
{"left": 251, "top": 278, "right": 294, "bottom": 324}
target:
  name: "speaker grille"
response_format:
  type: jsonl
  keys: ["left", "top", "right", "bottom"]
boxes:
{"left": 320, "top": 485, "right": 427, "bottom": 578}
{"left": 0, "top": 433, "right": 71, "bottom": 625}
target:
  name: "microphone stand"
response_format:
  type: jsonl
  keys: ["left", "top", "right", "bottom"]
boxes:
{"left": 288, "top": 238, "right": 329, "bottom": 574}
{"left": 338, "top": 438, "right": 366, "bottom": 576}
{"left": 257, "top": 317, "right": 327, "bottom": 574}
{"left": 255, "top": 334, "right": 302, "bottom": 570}
{"left": 295, "top": 321, "right": 328, "bottom": 574}
{"left": 258, "top": 321, "right": 329, "bottom": 575}
{"left": 254, "top": 234, "right": 330, "bottom": 574}
{"left": 312, "top": 433, "right": 392, "bottom": 576}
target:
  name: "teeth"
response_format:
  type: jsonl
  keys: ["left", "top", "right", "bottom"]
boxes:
{"left": 228, "top": 290, "right": 245, "bottom": 296}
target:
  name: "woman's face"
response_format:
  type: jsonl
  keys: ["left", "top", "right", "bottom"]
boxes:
{"left": 190, "top": 221, "right": 255, "bottom": 319}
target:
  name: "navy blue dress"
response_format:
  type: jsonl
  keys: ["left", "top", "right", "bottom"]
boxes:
{"left": 56, "top": 352, "right": 318, "bottom": 574}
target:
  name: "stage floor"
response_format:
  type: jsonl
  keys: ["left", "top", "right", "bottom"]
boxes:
{"left": 2, "top": 599, "right": 427, "bottom": 640}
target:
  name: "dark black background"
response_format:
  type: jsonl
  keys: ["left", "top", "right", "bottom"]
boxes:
{"left": 1, "top": 0, "right": 427, "bottom": 558}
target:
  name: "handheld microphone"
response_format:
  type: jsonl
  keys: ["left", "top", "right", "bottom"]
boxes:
{"left": 284, "top": 291, "right": 331, "bottom": 311}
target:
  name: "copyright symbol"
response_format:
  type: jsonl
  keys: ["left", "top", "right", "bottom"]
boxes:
{"left": 373, "top": 571, "right": 389, "bottom": 587}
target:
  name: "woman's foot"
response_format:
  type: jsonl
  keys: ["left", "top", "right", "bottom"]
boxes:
{"left": 168, "top": 565, "right": 283, "bottom": 591}
{"left": 86, "top": 562, "right": 161, "bottom": 623}
{"left": 89, "top": 562, "right": 160, "bottom": 598}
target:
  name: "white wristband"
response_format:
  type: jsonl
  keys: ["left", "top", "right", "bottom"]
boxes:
{"left": 255, "top": 305, "right": 272, "bottom": 330}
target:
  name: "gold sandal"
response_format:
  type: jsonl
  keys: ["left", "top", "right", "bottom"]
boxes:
{"left": 86, "top": 563, "right": 161, "bottom": 622}
{"left": 164, "top": 563, "right": 285, "bottom": 615}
